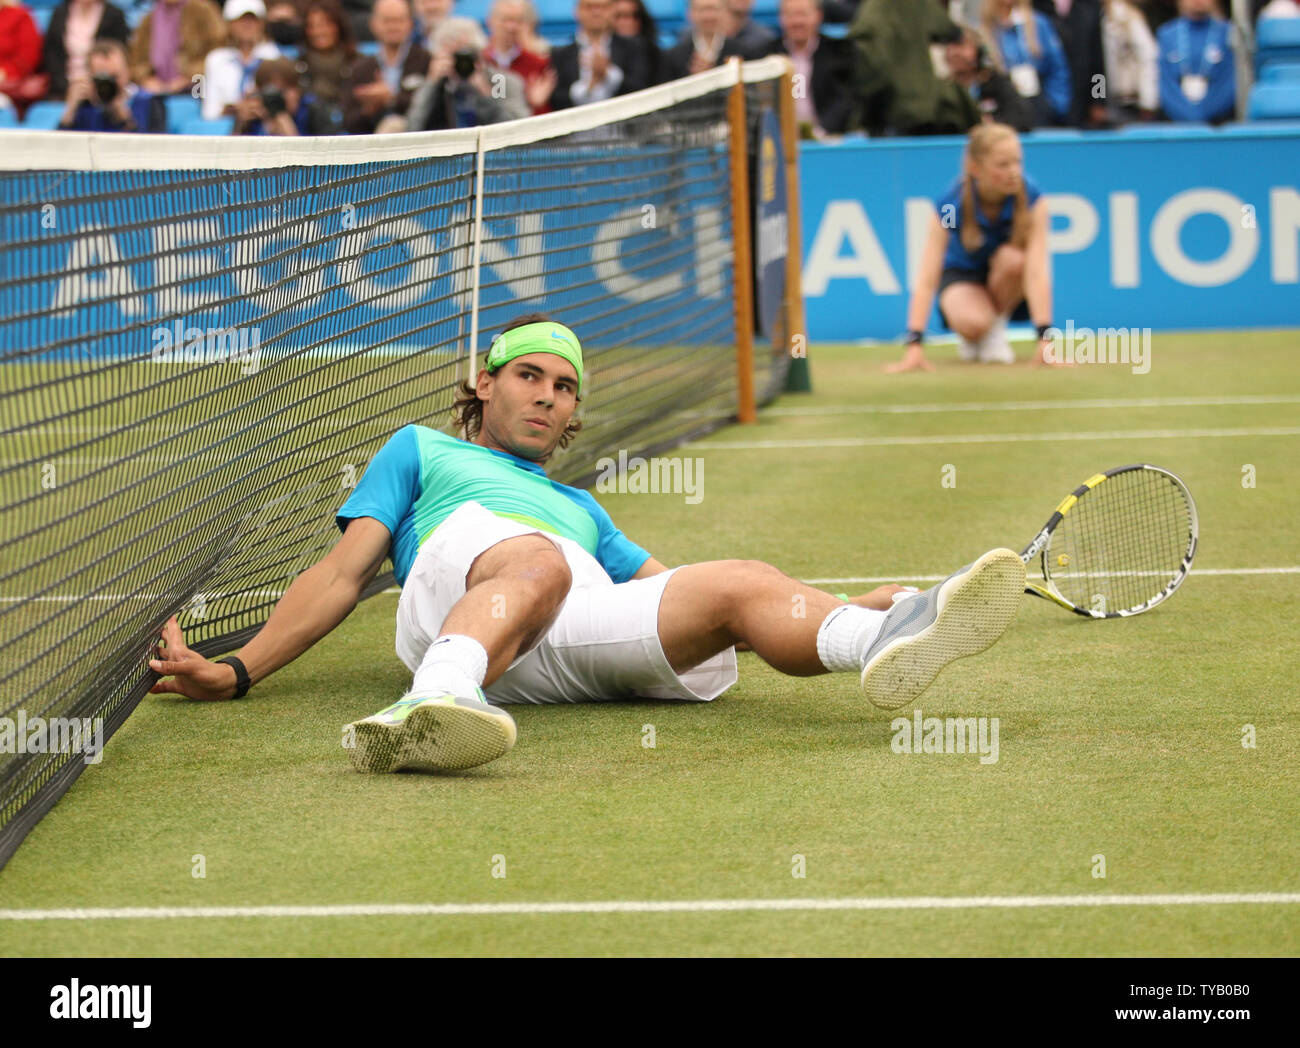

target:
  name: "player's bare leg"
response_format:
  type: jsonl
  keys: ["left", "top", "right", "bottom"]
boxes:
{"left": 657, "top": 552, "right": 1025, "bottom": 710}
{"left": 981, "top": 245, "right": 1025, "bottom": 363}
{"left": 345, "top": 535, "right": 571, "bottom": 774}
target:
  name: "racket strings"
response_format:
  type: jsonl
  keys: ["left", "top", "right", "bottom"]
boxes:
{"left": 1048, "top": 469, "right": 1192, "bottom": 613}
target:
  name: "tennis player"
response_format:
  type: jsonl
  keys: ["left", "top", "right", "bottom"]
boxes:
{"left": 888, "top": 122, "right": 1062, "bottom": 372}
{"left": 149, "top": 314, "right": 1026, "bottom": 772}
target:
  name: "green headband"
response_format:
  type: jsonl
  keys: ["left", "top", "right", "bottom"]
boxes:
{"left": 485, "top": 321, "right": 584, "bottom": 395}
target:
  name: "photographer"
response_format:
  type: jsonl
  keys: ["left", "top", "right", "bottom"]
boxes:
{"left": 232, "top": 55, "right": 343, "bottom": 134}
{"left": 405, "top": 16, "right": 526, "bottom": 130}
{"left": 945, "top": 24, "right": 1035, "bottom": 131}
{"left": 58, "top": 39, "right": 167, "bottom": 131}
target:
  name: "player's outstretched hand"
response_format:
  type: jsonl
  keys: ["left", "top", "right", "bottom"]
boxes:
{"left": 148, "top": 616, "right": 239, "bottom": 700}
{"left": 885, "top": 344, "right": 934, "bottom": 373}
{"left": 1031, "top": 337, "right": 1074, "bottom": 367}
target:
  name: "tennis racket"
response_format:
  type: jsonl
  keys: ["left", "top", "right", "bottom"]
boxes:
{"left": 1021, "top": 464, "right": 1198, "bottom": 618}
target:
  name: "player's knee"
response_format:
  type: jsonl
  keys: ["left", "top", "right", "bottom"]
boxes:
{"left": 954, "top": 314, "right": 993, "bottom": 341}
{"left": 991, "top": 245, "right": 1024, "bottom": 278}
{"left": 519, "top": 547, "right": 572, "bottom": 605}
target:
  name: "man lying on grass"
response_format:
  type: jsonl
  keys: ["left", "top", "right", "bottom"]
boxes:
{"left": 148, "top": 313, "right": 1026, "bottom": 772}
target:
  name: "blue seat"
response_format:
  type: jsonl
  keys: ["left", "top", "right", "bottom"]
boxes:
{"left": 179, "top": 114, "right": 236, "bottom": 135}
{"left": 164, "top": 94, "right": 202, "bottom": 134}
{"left": 1260, "top": 59, "right": 1300, "bottom": 81}
{"left": 0, "top": 107, "right": 18, "bottom": 129}
{"left": 1248, "top": 80, "right": 1300, "bottom": 119}
{"left": 23, "top": 101, "right": 66, "bottom": 130}
{"left": 29, "top": 6, "right": 53, "bottom": 32}
{"left": 456, "top": 0, "right": 492, "bottom": 24}
{"left": 1255, "top": 17, "right": 1300, "bottom": 72}
{"left": 357, "top": 40, "right": 380, "bottom": 56}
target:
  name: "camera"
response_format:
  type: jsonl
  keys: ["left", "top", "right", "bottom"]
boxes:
{"left": 92, "top": 72, "right": 119, "bottom": 105}
{"left": 453, "top": 50, "right": 478, "bottom": 80}
{"left": 260, "top": 85, "right": 288, "bottom": 117}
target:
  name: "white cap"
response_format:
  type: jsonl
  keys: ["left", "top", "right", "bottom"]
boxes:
{"left": 223, "top": 0, "right": 267, "bottom": 19}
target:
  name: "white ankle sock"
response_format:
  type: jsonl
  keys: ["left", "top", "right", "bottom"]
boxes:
{"left": 815, "top": 604, "right": 887, "bottom": 673}
{"left": 412, "top": 634, "right": 489, "bottom": 697}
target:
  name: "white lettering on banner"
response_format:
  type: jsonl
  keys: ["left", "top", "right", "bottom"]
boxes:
{"left": 152, "top": 220, "right": 224, "bottom": 315}
{"left": 802, "top": 187, "right": 1300, "bottom": 296}
{"left": 340, "top": 215, "right": 439, "bottom": 310}
{"left": 1110, "top": 192, "right": 1140, "bottom": 288}
{"left": 1151, "top": 189, "right": 1256, "bottom": 286}
{"left": 480, "top": 211, "right": 545, "bottom": 301}
{"left": 802, "top": 199, "right": 900, "bottom": 295}
{"left": 1271, "top": 186, "right": 1300, "bottom": 284}
{"left": 51, "top": 226, "right": 147, "bottom": 317}
{"left": 757, "top": 212, "right": 787, "bottom": 269}
{"left": 593, "top": 207, "right": 684, "bottom": 301}
{"left": 693, "top": 205, "right": 726, "bottom": 300}
{"left": 230, "top": 215, "right": 326, "bottom": 310}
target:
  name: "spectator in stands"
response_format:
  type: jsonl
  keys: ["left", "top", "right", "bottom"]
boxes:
{"left": 202, "top": 0, "right": 282, "bottom": 120}
{"left": 346, "top": 0, "right": 429, "bottom": 131}
{"left": 981, "top": 0, "right": 1072, "bottom": 124}
{"left": 1138, "top": 0, "right": 1179, "bottom": 33}
{"left": 129, "top": 0, "right": 227, "bottom": 95}
{"left": 343, "top": 0, "right": 375, "bottom": 42}
{"left": 549, "top": 0, "right": 649, "bottom": 108}
{"left": 301, "top": 0, "right": 359, "bottom": 109}
{"left": 1034, "top": 0, "right": 1108, "bottom": 127}
{"left": 726, "top": 0, "right": 778, "bottom": 57}
{"left": 1259, "top": 0, "right": 1300, "bottom": 17}
{"left": 517, "top": 0, "right": 551, "bottom": 57}
{"left": 0, "top": 0, "right": 43, "bottom": 110}
{"left": 848, "top": 0, "right": 970, "bottom": 135}
{"left": 1157, "top": 0, "right": 1233, "bottom": 121}
{"left": 411, "top": 0, "right": 452, "bottom": 48}
{"left": 889, "top": 122, "right": 1059, "bottom": 371}
{"left": 945, "top": 23, "right": 1036, "bottom": 130}
{"left": 484, "top": 0, "right": 555, "bottom": 113}
{"left": 662, "top": 0, "right": 746, "bottom": 80}
{"left": 266, "top": 0, "right": 306, "bottom": 48}
{"left": 1099, "top": 0, "right": 1158, "bottom": 122}
{"left": 764, "top": 0, "right": 857, "bottom": 135}
{"left": 406, "top": 14, "right": 526, "bottom": 127}
{"left": 233, "top": 53, "right": 344, "bottom": 130}
{"left": 613, "top": 0, "right": 663, "bottom": 84}
{"left": 59, "top": 38, "right": 167, "bottom": 129}
{"left": 41, "top": 0, "right": 131, "bottom": 99}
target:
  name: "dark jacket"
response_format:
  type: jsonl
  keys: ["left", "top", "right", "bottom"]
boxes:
{"left": 345, "top": 43, "right": 431, "bottom": 132}
{"left": 1033, "top": 0, "right": 1105, "bottom": 126}
{"left": 963, "top": 68, "right": 1036, "bottom": 132}
{"left": 60, "top": 89, "right": 166, "bottom": 132}
{"left": 849, "top": 0, "right": 968, "bottom": 135}
{"left": 406, "top": 77, "right": 515, "bottom": 131}
{"left": 765, "top": 33, "right": 858, "bottom": 134}
{"left": 549, "top": 34, "right": 650, "bottom": 109}
{"left": 660, "top": 33, "right": 748, "bottom": 82}
{"left": 729, "top": 17, "right": 777, "bottom": 60}
{"left": 41, "top": 1, "right": 130, "bottom": 99}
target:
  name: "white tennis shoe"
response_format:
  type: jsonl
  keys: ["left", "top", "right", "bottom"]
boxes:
{"left": 345, "top": 690, "right": 517, "bottom": 773}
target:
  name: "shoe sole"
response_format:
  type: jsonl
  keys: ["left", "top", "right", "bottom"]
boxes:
{"left": 348, "top": 702, "right": 517, "bottom": 773}
{"left": 861, "top": 548, "right": 1025, "bottom": 711}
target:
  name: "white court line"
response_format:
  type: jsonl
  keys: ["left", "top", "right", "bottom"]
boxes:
{"left": 761, "top": 394, "right": 1300, "bottom": 417}
{"left": 698, "top": 427, "right": 1300, "bottom": 450}
{"left": 804, "top": 567, "right": 1300, "bottom": 584}
{"left": 2, "top": 892, "right": 1298, "bottom": 921}
{"left": 1, "top": 568, "right": 1295, "bottom": 604}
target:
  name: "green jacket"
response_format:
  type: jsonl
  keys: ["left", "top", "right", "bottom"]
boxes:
{"left": 849, "top": 0, "right": 979, "bottom": 135}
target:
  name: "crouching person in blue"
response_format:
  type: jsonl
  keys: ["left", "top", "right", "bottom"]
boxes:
{"left": 58, "top": 40, "right": 167, "bottom": 133}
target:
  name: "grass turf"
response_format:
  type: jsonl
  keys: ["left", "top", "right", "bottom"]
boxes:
{"left": 2, "top": 329, "right": 1298, "bottom": 956}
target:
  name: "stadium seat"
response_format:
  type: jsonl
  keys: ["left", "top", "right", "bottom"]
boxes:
{"left": 1260, "top": 59, "right": 1300, "bottom": 81}
{"left": 1248, "top": 80, "right": 1300, "bottom": 119}
{"left": 179, "top": 114, "right": 236, "bottom": 135}
{"left": 164, "top": 94, "right": 202, "bottom": 134}
{"left": 456, "top": 0, "right": 492, "bottom": 24}
{"left": 1255, "top": 17, "right": 1300, "bottom": 72}
{"left": 357, "top": 40, "right": 380, "bottom": 56}
{"left": 29, "top": 6, "right": 53, "bottom": 33}
{"left": 23, "top": 101, "right": 66, "bottom": 130}
{"left": 0, "top": 107, "right": 18, "bottom": 129}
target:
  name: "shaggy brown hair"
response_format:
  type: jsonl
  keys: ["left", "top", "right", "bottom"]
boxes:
{"left": 451, "top": 313, "right": 584, "bottom": 457}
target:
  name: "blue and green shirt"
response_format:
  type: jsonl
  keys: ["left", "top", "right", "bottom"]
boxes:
{"left": 335, "top": 425, "right": 651, "bottom": 586}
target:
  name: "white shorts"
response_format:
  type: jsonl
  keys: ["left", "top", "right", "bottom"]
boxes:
{"left": 394, "top": 501, "right": 738, "bottom": 704}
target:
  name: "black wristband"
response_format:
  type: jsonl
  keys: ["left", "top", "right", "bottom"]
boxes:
{"left": 1036, "top": 324, "right": 1053, "bottom": 341}
{"left": 905, "top": 329, "right": 923, "bottom": 346}
{"left": 215, "top": 656, "right": 251, "bottom": 699}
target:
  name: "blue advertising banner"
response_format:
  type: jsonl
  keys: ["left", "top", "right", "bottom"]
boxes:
{"left": 797, "top": 124, "right": 1300, "bottom": 342}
